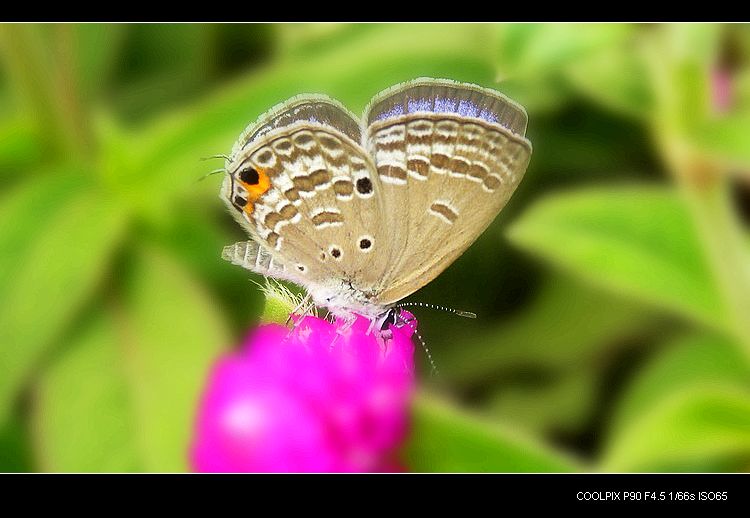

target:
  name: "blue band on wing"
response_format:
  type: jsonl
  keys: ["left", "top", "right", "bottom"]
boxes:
{"left": 367, "top": 81, "right": 526, "bottom": 134}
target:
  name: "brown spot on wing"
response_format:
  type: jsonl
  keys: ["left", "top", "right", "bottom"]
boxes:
{"left": 483, "top": 174, "right": 502, "bottom": 191}
{"left": 310, "top": 169, "right": 332, "bottom": 187}
{"left": 255, "top": 149, "right": 274, "bottom": 166}
{"left": 449, "top": 157, "right": 470, "bottom": 175}
{"left": 274, "top": 139, "right": 293, "bottom": 152}
{"left": 467, "top": 163, "right": 489, "bottom": 181}
{"left": 293, "top": 132, "right": 314, "bottom": 146}
{"left": 429, "top": 202, "right": 459, "bottom": 223}
{"left": 284, "top": 187, "right": 300, "bottom": 202}
{"left": 264, "top": 212, "right": 283, "bottom": 229}
{"left": 407, "top": 158, "right": 429, "bottom": 178}
{"left": 317, "top": 134, "right": 342, "bottom": 151}
{"left": 431, "top": 154, "right": 450, "bottom": 169}
{"left": 311, "top": 211, "right": 344, "bottom": 227}
{"left": 333, "top": 179, "right": 354, "bottom": 197}
{"left": 292, "top": 176, "right": 314, "bottom": 193}
{"left": 378, "top": 165, "right": 407, "bottom": 181}
{"left": 266, "top": 232, "right": 280, "bottom": 249}
{"left": 379, "top": 141, "right": 405, "bottom": 151}
{"left": 279, "top": 204, "right": 299, "bottom": 220}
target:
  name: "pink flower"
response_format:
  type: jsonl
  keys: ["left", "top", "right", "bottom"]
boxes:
{"left": 191, "top": 312, "right": 416, "bottom": 472}
{"left": 711, "top": 66, "right": 734, "bottom": 114}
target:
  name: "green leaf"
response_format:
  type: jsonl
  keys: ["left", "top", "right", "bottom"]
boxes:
{"left": 0, "top": 25, "right": 95, "bottom": 158}
{"left": 497, "top": 23, "right": 632, "bottom": 80}
{"left": 488, "top": 368, "right": 599, "bottom": 437}
{"left": 119, "top": 244, "right": 229, "bottom": 471}
{"left": 642, "top": 24, "right": 720, "bottom": 134}
{"left": 110, "top": 24, "right": 219, "bottom": 124}
{"left": 565, "top": 42, "right": 653, "bottom": 119}
{"left": 603, "top": 387, "right": 750, "bottom": 472}
{"left": 0, "top": 118, "right": 44, "bottom": 177}
{"left": 0, "top": 171, "right": 127, "bottom": 423}
{"left": 690, "top": 116, "right": 750, "bottom": 168}
{"left": 611, "top": 332, "right": 750, "bottom": 436}
{"left": 33, "top": 244, "right": 230, "bottom": 472}
{"left": 736, "top": 68, "right": 750, "bottom": 115}
{"left": 71, "top": 24, "right": 125, "bottom": 100}
{"left": 405, "top": 392, "right": 581, "bottom": 472}
{"left": 663, "top": 24, "right": 721, "bottom": 67}
{"left": 0, "top": 415, "right": 33, "bottom": 472}
{"left": 34, "top": 312, "right": 141, "bottom": 472}
{"left": 507, "top": 185, "right": 728, "bottom": 332}
{"left": 442, "top": 273, "right": 659, "bottom": 384}
{"left": 440, "top": 274, "right": 657, "bottom": 438}
{"left": 494, "top": 75, "right": 572, "bottom": 115}
{"left": 275, "top": 23, "right": 367, "bottom": 60}
{"left": 493, "top": 24, "right": 635, "bottom": 114}
{"left": 150, "top": 201, "right": 264, "bottom": 327}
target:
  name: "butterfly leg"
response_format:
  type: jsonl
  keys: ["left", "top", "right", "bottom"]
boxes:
{"left": 285, "top": 292, "right": 313, "bottom": 326}
{"left": 366, "top": 317, "right": 378, "bottom": 336}
{"left": 336, "top": 313, "right": 358, "bottom": 334}
{"left": 324, "top": 312, "right": 355, "bottom": 348}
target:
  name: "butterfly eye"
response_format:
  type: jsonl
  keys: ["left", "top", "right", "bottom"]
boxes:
{"left": 239, "top": 167, "right": 260, "bottom": 185}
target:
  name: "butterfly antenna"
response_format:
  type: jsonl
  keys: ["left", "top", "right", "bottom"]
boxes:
{"left": 196, "top": 168, "right": 225, "bottom": 183}
{"left": 200, "top": 154, "right": 231, "bottom": 162}
{"left": 397, "top": 302, "right": 477, "bottom": 319}
{"left": 398, "top": 314, "right": 439, "bottom": 377}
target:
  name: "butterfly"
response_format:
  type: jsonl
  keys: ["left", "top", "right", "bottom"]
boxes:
{"left": 220, "top": 78, "right": 532, "bottom": 331}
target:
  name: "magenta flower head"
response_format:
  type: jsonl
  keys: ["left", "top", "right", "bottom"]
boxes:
{"left": 191, "top": 312, "right": 416, "bottom": 472}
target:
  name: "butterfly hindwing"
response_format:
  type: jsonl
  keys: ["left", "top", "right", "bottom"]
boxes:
{"left": 221, "top": 97, "right": 391, "bottom": 297}
{"left": 222, "top": 240, "right": 302, "bottom": 283}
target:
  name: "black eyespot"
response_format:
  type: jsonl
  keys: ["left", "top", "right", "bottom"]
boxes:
{"left": 359, "top": 238, "right": 372, "bottom": 250}
{"left": 356, "top": 177, "right": 373, "bottom": 195}
{"left": 239, "top": 167, "right": 260, "bottom": 185}
{"left": 233, "top": 196, "right": 247, "bottom": 208}
{"left": 297, "top": 264, "right": 306, "bottom": 272}
{"left": 330, "top": 248, "right": 341, "bottom": 259}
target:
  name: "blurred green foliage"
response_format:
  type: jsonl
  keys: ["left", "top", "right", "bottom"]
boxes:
{"left": 0, "top": 23, "right": 749, "bottom": 472}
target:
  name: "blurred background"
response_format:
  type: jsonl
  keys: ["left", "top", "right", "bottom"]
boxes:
{"left": 1, "top": 23, "right": 749, "bottom": 472}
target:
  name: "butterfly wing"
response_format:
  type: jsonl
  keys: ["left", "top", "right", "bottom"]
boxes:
{"left": 220, "top": 95, "right": 391, "bottom": 302}
{"left": 221, "top": 240, "right": 298, "bottom": 282}
{"left": 363, "top": 78, "right": 532, "bottom": 305}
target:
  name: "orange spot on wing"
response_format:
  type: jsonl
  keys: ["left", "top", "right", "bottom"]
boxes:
{"left": 240, "top": 168, "right": 271, "bottom": 215}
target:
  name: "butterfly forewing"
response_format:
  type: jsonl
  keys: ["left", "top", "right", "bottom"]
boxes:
{"left": 366, "top": 80, "right": 528, "bottom": 135}
{"left": 363, "top": 79, "right": 532, "bottom": 304}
